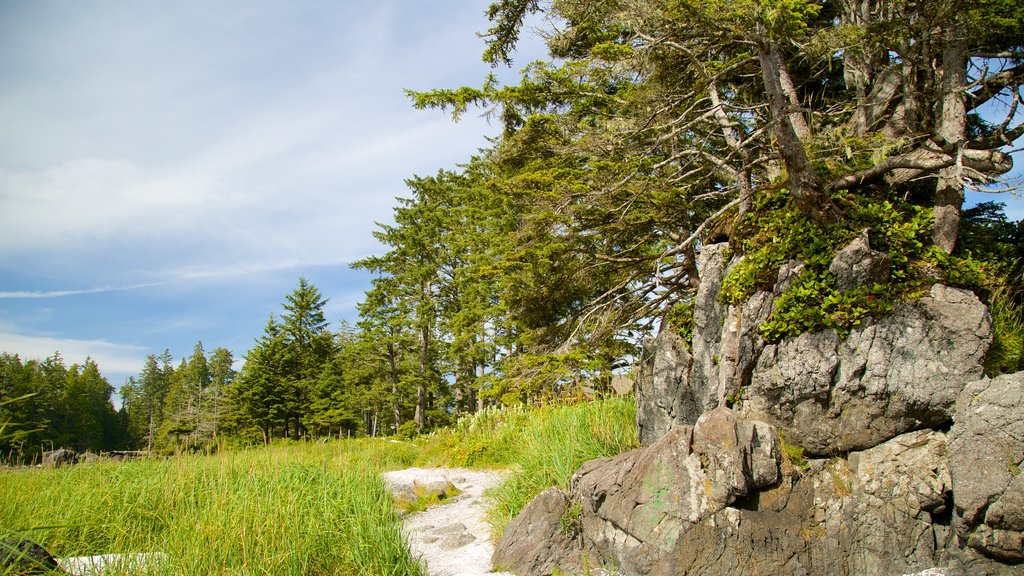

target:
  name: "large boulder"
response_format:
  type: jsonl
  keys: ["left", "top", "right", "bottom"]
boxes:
{"left": 569, "top": 408, "right": 781, "bottom": 575}
{"left": 492, "top": 487, "right": 581, "bottom": 575}
{"left": 743, "top": 283, "right": 991, "bottom": 454}
{"left": 494, "top": 414, "right": 1015, "bottom": 576}
{"left": 665, "top": 429, "right": 961, "bottom": 576}
{"left": 950, "top": 372, "right": 1024, "bottom": 563}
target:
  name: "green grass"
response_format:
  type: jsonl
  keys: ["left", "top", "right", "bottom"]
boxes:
{"left": 0, "top": 397, "right": 639, "bottom": 572}
{"left": 413, "top": 397, "right": 639, "bottom": 537}
{"left": 0, "top": 439, "right": 424, "bottom": 576}
{"left": 985, "top": 280, "right": 1024, "bottom": 376}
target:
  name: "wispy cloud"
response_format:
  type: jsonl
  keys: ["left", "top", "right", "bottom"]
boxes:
{"left": 0, "top": 284, "right": 160, "bottom": 299}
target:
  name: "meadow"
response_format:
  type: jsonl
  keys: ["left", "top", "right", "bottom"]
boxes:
{"left": 1, "top": 397, "right": 637, "bottom": 575}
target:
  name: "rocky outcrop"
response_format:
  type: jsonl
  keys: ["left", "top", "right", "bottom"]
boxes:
{"left": 950, "top": 372, "right": 1024, "bottom": 563}
{"left": 494, "top": 421, "right": 1023, "bottom": 575}
{"left": 639, "top": 242, "right": 992, "bottom": 455}
{"left": 492, "top": 488, "right": 581, "bottom": 575}
{"left": 635, "top": 330, "right": 693, "bottom": 445}
{"left": 744, "top": 283, "right": 991, "bottom": 454}
{"left": 498, "top": 240, "right": 1019, "bottom": 576}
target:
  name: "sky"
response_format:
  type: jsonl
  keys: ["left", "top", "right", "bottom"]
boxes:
{"left": 0, "top": 1, "right": 547, "bottom": 388}
{"left": 0, "top": 2, "right": 1021, "bottom": 391}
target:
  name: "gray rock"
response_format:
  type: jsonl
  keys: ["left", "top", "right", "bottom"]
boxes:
{"left": 635, "top": 329, "right": 693, "bottom": 445}
{"left": 716, "top": 291, "right": 774, "bottom": 408}
{"left": 568, "top": 409, "right": 781, "bottom": 575}
{"left": 950, "top": 371, "right": 1024, "bottom": 563}
{"left": 829, "top": 228, "right": 891, "bottom": 291}
{"left": 41, "top": 449, "right": 78, "bottom": 468}
{"left": 690, "top": 243, "right": 732, "bottom": 421}
{"left": 440, "top": 532, "right": 476, "bottom": 550}
{"left": 743, "top": 284, "right": 990, "bottom": 455}
{"left": 1, "top": 539, "right": 63, "bottom": 575}
{"left": 492, "top": 487, "right": 581, "bottom": 575}
{"left": 774, "top": 259, "right": 805, "bottom": 295}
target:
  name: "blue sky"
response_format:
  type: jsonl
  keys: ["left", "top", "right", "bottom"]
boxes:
{"left": 0, "top": 2, "right": 1021, "bottom": 390}
{"left": 0, "top": 1, "right": 547, "bottom": 387}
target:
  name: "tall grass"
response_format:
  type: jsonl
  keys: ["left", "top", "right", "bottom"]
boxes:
{"left": 414, "top": 397, "right": 639, "bottom": 537}
{"left": 1, "top": 398, "right": 639, "bottom": 572}
{"left": 0, "top": 439, "right": 424, "bottom": 575}
{"left": 986, "top": 280, "right": 1024, "bottom": 376}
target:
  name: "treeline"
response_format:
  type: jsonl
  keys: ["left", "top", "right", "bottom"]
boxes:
{"left": 0, "top": 353, "right": 122, "bottom": 461}
{"left": 119, "top": 343, "right": 235, "bottom": 452}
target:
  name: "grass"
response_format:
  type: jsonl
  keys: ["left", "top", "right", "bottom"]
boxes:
{"left": 985, "top": 279, "right": 1024, "bottom": 376}
{"left": 0, "top": 439, "right": 425, "bottom": 576}
{"left": 0, "top": 397, "right": 640, "bottom": 573}
{"left": 413, "top": 396, "right": 639, "bottom": 537}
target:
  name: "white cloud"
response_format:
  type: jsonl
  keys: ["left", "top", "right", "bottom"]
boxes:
{"left": 0, "top": 284, "right": 159, "bottom": 299}
{"left": 0, "top": 330, "right": 147, "bottom": 377}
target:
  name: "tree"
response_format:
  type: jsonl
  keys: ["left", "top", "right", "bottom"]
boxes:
{"left": 62, "top": 358, "right": 118, "bottom": 452}
{"left": 225, "top": 279, "right": 337, "bottom": 441}
{"left": 404, "top": 0, "right": 1023, "bottom": 364}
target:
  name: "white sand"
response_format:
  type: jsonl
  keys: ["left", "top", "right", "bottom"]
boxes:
{"left": 381, "top": 467, "right": 513, "bottom": 576}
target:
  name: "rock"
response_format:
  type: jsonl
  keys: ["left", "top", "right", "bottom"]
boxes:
{"left": 441, "top": 532, "right": 477, "bottom": 550}
{"left": 0, "top": 539, "right": 63, "bottom": 575}
{"left": 567, "top": 409, "right": 781, "bottom": 575}
{"left": 635, "top": 329, "right": 693, "bottom": 445}
{"left": 492, "top": 487, "right": 581, "bottom": 575}
{"left": 716, "top": 291, "right": 774, "bottom": 408}
{"left": 950, "top": 371, "right": 1024, "bottom": 563}
{"left": 57, "top": 552, "right": 167, "bottom": 575}
{"left": 689, "top": 243, "right": 732, "bottom": 424}
{"left": 743, "top": 284, "right": 991, "bottom": 454}
{"left": 502, "top": 415, "right": 1024, "bottom": 576}
{"left": 41, "top": 449, "right": 78, "bottom": 468}
{"left": 774, "top": 259, "right": 805, "bottom": 295}
{"left": 829, "top": 228, "right": 891, "bottom": 291}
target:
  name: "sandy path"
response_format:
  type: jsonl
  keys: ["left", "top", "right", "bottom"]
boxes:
{"left": 381, "top": 468, "right": 512, "bottom": 576}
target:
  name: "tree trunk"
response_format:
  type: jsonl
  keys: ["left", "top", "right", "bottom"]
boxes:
{"left": 933, "top": 30, "right": 968, "bottom": 254}
{"left": 757, "top": 36, "right": 837, "bottom": 221}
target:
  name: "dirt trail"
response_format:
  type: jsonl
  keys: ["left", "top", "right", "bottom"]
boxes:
{"left": 381, "top": 468, "right": 512, "bottom": 576}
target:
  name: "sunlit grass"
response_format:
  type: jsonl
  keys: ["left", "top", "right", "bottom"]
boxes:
{"left": 0, "top": 439, "right": 424, "bottom": 576}
{"left": 413, "top": 396, "right": 639, "bottom": 538}
{"left": 1, "top": 398, "right": 639, "bottom": 573}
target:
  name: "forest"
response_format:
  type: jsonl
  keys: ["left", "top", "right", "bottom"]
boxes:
{"left": 3, "top": 0, "right": 1024, "bottom": 460}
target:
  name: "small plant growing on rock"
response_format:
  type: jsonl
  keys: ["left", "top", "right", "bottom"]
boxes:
{"left": 779, "top": 433, "right": 810, "bottom": 476}
{"left": 559, "top": 502, "right": 583, "bottom": 537}
{"left": 395, "top": 481, "right": 462, "bottom": 514}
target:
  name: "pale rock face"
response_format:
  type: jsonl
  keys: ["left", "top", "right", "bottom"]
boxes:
{"left": 745, "top": 283, "right": 991, "bottom": 454}
{"left": 499, "top": 241, "right": 1020, "bottom": 576}
{"left": 950, "top": 372, "right": 1024, "bottom": 563}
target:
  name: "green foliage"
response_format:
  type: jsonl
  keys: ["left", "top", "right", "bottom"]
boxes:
{"left": 0, "top": 440, "right": 423, "bottom": 576}
{"left": 779, "top": 432, "right": 809, "bottom": 475}
{"left": 0, "top": 353, "right": 122, "bottom": 463}
{"left": 721, "top": 191, "right": 936, "bottom": 342}
{"left": 985, "top": 280, "right": 1024, "bottom": 376}
{"left": 665, "top": 300, "right": 695, "bottom": 345}
{"left": 560, "top": 502, "right": 583, "bottom": 537}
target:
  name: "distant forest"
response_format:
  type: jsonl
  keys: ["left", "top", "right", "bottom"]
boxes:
{"left": 4, "top": 0, "right": 1024, "bottom": 460}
